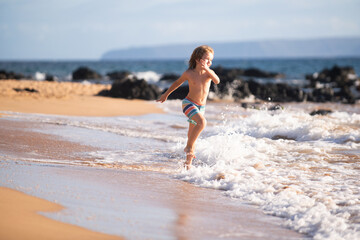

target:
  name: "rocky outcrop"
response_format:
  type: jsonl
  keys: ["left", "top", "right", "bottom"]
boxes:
{"left": 306, "top": 65, "right": 359, "bottom": 103}
{"left": 165, "top": 86, "right": 189, "bottom": 100}
{"left": 100, "top": 76, "right": 161, "bottom": 100}
{"left": 0, "top": 70, "right": 24, "bottom": 80}
{"left": 106, "top": 70, "right": 131, "bottom": 80}
{"left": 72, "top": 67, "right": 102, "bottom": 81}
{"left": 210, "top": 65, "right": 359, "bottom": 103}
{"left": 310, "top": 109, "right": 333, "bottom": 116}
{"left": 160, "top": 73, "right": 180, "bottom": 81}
{"left": 246, "top": 80, "right": 305, "bottom": 102}
{"left": 306, "top": 65, "right": 356, "bottom": 88}
{"left": 209, "top": 66, "right": 305, "bottom": 102}
{"left": 243, "top": 68, "right": 284, "bottom": 78}
{"left": 13, "top": 88, "right": 39, "bottom": 93}
{"left": 212, "top": 66, "right": 284, "bottom": 80}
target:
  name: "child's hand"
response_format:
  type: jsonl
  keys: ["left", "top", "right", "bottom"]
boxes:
{"left": 199, "top": 59, "right": 211, "bottom": 71}
{"left": 156, "top": 94, "right": 167, "bottom": 103}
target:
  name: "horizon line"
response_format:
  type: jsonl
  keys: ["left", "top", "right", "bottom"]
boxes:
{"left": 2, "top": 55, "right": 360, "bottom": 62}
{"left": 115, "top": 35, "right": 360, "bottom": 51}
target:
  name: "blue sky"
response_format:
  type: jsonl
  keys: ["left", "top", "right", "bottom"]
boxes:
{"left": 1, "top": 0, "right": 359, "bottom": 60}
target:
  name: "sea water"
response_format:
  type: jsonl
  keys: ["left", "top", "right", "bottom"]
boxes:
{"left": 1, "top": 58, "right": 360, "bottom": 85}
{"left": 2, "top": 100, "right": 359, "bottom": 239}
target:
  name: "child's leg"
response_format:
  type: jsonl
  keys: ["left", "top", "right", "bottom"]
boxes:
{"left": 184, "top": 123, "right": 195, "bottom": 153}
{"left": 183, "top": 114, "right": 206, "bottom": 169}
{"left": 184, "top": 113, "right": 206, "bottom": 154}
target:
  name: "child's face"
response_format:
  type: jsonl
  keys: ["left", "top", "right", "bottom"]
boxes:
{"left": 198, "top": 52, "right": 213, "bottom": 67}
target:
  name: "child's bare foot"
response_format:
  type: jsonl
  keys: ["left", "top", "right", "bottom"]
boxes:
{"left": 184, "top": 152, "right": 195, "bottom": 170}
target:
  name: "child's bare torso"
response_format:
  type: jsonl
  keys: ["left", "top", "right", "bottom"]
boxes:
{"left": 185, "top": 69, "right": 212, "bottom": 105}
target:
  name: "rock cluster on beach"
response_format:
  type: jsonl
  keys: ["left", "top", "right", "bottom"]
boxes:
{"left": 72, "top": 67, "right": 102, "bottom": 81}
{"left": 163, "top": 65, "right": 360, "bottom": 104}
{"left": 1, "top": 65, "right": 359, "bottom": 103}
{"left": 215, "top": 65, "right": 360, "bottom": 104}
{"left": 210, "top": 66, "right": 304, "bottom": 102}
{"left": 70, "top": 67, "right": 161, "bottom": 100}
{"left": 98, "top": 71, "right": 161, "bottom": 100}
{"left": 0, "top": 69, "right": 57, "bottom": 81}
{"left": 0, "top": 70, "right": 25, "bottom": 80}
{"left": 305, "top": 66, "right": 359, "bottom": 103}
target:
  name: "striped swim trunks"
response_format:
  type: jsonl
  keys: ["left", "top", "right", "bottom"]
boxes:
{"left": 182, "top": 97, "right": 205, "bottom": 125}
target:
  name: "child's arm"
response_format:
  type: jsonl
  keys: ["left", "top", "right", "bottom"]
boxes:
{"left": 156, "top": 72, "right": 187, "bottom": 103}
{"left": 206, "top": 68, "right": 220, "bottom": 85}
{"left": 200, "top": 59, "right": 220, "bottom": 84}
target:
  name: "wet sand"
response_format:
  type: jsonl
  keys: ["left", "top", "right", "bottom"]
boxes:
{"left": 0, "top": 187, "right": 122, "bottom": 240}
{"left": 0, "top": 118, "right": 307, "bottom": 239}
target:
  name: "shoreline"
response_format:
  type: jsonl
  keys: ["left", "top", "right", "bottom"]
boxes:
{"left": 0, "top": 117, "right": 306, "bottom": 240}
{"left": 0, "top": 187, "right": 122, "bottom": 240}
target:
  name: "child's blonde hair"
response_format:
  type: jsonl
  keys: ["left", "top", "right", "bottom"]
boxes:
{"left": 188, "top": 45, "right": 214, "bottom": 70}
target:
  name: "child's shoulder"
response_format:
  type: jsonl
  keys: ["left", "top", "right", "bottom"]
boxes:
{"left": 180, "top": 69, "right": 191, "bottom": 78}
{"left": 183, "top": 69, "right": 196, "bottom": 77}
{"left": 184, "top": 69, "right": 193, "bottom": 75}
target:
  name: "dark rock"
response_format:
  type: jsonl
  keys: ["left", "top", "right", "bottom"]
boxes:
{"left": 233, "top": 81, "right": 251, "bottom": 99}
{"left": 241, "top": 102, "right": 252, "bottom": 109}
{"left": 247, "top": 80, "right": 305, "bottom": 102}
{"left": 210, "top": 66, "right": 250, "bottom": 100}
{"left": 272, "top": 135, "right": 296, "bottom": 141}
{"left": 0, "top": 70, "right": 7, "bottom": 79}
{"left": 268, "top": 104, "right": 284, "bottom": 111}
{"left": 241, "top": 102, "right": 261, "bottom": 109}
{"left": 209, "top": 66, "right": 288, "bottom": 101}
{"left": 0, "top": 70, "right": 24, "bottom": 80}
{"left": 310, "top": 88, "right": 335, "bottom": 102}
{"left": 305, "top": 65, "right": 360, "bottom": 104}
{"left": 45, "top": 74, "right": 56, "bottom": 81}
{"left": 160, "top": 73, "right": 180, "bottom": 81}
{"left": 306, "top": 65, "right": 357, "bottom": 88}
{"left": 13, "top": 88, "right": 39, "bottom": 93}
{"left": 336, "top": 86, "right": 356, "bottom": 104}
{"left": 106, "top": 70, "right": 131, "bottom": 80}
{"left": 164, "top": 86, "right": 189, "bottom": 100}
{"left": 243, "top": 68, "right": 284, "bottom": 78}
{"left": 97, "top": 89, "right": 110, "bottom": 96}
{"left": 211, "top": 79, "right": 250, "bottom": 100}
{"left": 212, "top": 66, "right": 244, "bottom": 83}
{"left": 247, "top": 80, "right": 262, "bottom": 97}
{"left": 72, "top": 67, "right": 102, "bottom": 80}
{"left": 310, "top": 109, "right": 333, "bottom": 116}
{"left": 108, "top": 77, "right": 161, "bottom": 100}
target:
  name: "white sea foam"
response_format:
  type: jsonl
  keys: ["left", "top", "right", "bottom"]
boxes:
{"left": 133, "top": 71, "right": 161, "bottom": 83}
{"left": 173, "top": 103, "right": 360, "bottom": 240}
{"left": 34, "top": 72, "right": 46, "bottom": 81}
{"left": 2, "top": 101, "right": 360, "bottom": 239}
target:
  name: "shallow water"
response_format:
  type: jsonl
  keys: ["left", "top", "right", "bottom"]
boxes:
{"left": 1, "top": 159, "right": 307, "bottom": 240}
{"left": 1, "top": 100, "right": 360, "bottom": 239}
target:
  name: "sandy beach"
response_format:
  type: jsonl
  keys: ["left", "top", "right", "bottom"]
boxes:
{"left": 0, "top": 80, "right": 163, "bottom": 116}
{"left": 0, "top": 79, "right": 308, "bottom": 239}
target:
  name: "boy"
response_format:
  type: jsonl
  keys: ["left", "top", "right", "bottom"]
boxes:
{"left": 157, "top": 45, "right": 220, "bottom": 169}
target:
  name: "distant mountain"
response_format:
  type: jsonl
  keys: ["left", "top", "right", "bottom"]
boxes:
{"left": 101, "top": 37, "right": 360, "bottom": 60}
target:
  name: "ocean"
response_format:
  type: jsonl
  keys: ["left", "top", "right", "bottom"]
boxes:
{"left": 1, "top": 58, "right": 360, "bottom": 239}
{"left": 1, "top": 58, "right": 360, "bottom": 86}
